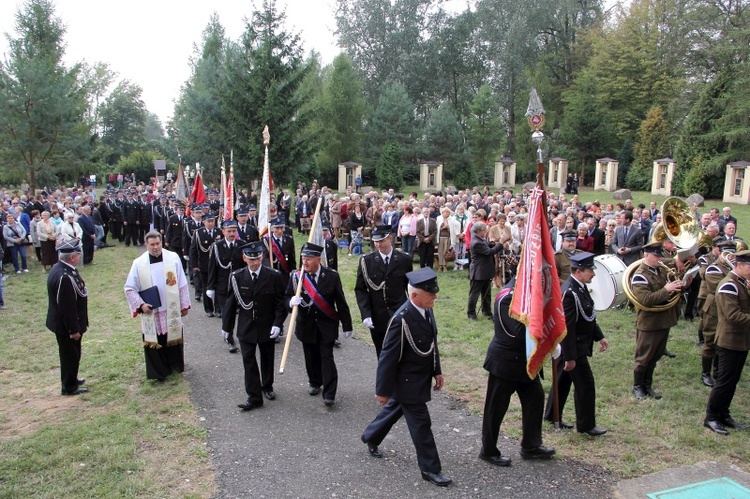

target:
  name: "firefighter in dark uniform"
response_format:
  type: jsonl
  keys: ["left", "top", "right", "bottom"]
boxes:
{"left": 236, "top": 208, "right": 259, "bottom": 242}
{"left": 263, "top": 218, "right": 296, "bottom": 286}
{"left": 355, "top": 225, "right": 412, "bottom": 357}
{"left": 98, "top": 191, "right": 113, "bottom": 244}
{"left": 207, "top": 191, "right": 220, "bottom": 218}
{"left": 704, "top": 249, "right": 750, "bottom": 435}
{"left": 222, "top": 241, "right": 289, "bottom": 410}
{"left": 207, "top": 220, "right": 246, "bottom": 351}
{"left": 190, "top": 214, "right": 223, "bottom": 316}
{"left": 321, "top": 222, "right": 338, "bottom": 270}
{"left": 183, "top": 205, "right": 204, "bottom": 299}
{"left": 479, "top": 278, "right": 556, "bottom": 467}
{"left": 554, "top": 229, "right": 579, "bottom": 284}
{"left": 360, "top": 268, "right": 452, "bottom": 487}
{"left": 287, "top": 243, "right": 353, "bottom": 406}
{"left": 544, "top": 252, "right": 609, "bottom": 435}
{"left": 165, "top": 204, "right": 187, "bottom": 270}
{"left": 137, "top": 193, "right": 152, "bottom": 245}
{"left": 121, "top": 191, "right": 140, "bottom": 247}
{"left": 631, "top": 241, "right": 683, "bottom": 399}
{"left": 109, "top": 191, "right": 124, "bottom": 242}
{"left": 153, "top": 195, "right": 171, "bottom": 236}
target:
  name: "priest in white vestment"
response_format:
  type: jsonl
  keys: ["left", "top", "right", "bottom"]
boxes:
{"left": 125, "top": 230, "right": 191, "bottom": 380}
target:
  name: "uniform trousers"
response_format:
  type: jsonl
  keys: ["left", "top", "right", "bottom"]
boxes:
{"left": 481, "top": 372, "right": 543, "bottom": 456}
{"left": 417, "top": 241, "right": 435, "bottom": 268}
{"left": 199, "top": 271, "right": 214, "bottom": 313}
{"left": 56, "top": 333, "right": 82, "bottom": 393}
{"left": 215, "top": 288, "right": 229, "bottom": 320}
{"left": 123, "top": 223, "right": 139, "bottom": 246}
{"left": 706, "top": 347, "right": 748, "bottom": 421}
{"left": 302, "top": 339, "right": 337, "bottom": 400}
{"left": 363, "top": 398, "right": 441, "bottom": 473}
{"left": 543, "top": 356, "right": 596, "bottom": 432}
{"left": 191, "top": 268, "right": 203, "bottom": 297}
{"left": 468, "top": 279, "right": 492, "bottom": 318}
{"left": 634, "top": 328, "right": 670, "bottom": 372}
{"left": 239, "top": 338, "right": 275, "bottom": 403}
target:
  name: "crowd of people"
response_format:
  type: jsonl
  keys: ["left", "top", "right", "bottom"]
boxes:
{"left": 3, "top": 173, "right": 749, "bottom": 486}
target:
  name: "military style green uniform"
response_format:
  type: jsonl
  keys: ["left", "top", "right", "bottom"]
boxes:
{"left": 554, "top": 249, "right": 580, "bottom": 285}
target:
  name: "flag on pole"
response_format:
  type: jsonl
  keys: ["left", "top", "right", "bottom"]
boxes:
{"left": 175, "top": 163, "right": 188, "bottom": 202}
{"left": 309, "top": 198, "right": 327, "bottom": 265}
{"left": 258, "top": 126, "right": 273, "bottom": 237}
{"left": 187, "top": 171, "right": 206, "bottom": 216}
{"left": 225, "top": 161, "right": 235, "bottom": 222}
{"left": 220, "top": 156, "right": 227, "bottom": 224}
{"left": 509, "top": 186, "right": 566, "bottom": 379}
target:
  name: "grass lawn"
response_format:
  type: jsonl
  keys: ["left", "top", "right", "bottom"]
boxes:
{"left": 1, "top": 186, "right": 747, "bottom": 495}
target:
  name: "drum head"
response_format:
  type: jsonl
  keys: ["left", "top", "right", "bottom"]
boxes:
{"left": 589, "top": 255, "right": 627, "bottom": 311}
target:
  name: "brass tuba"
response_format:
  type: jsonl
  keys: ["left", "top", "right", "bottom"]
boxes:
{"left": 621, "top": 197, "right": 709, "bottom": 312}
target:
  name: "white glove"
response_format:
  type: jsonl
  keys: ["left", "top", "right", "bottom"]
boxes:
{"left": 552, "top": 344, "right": 562, "bottom": 360}
{"left": 270, "top": 326, "right": 281, "bottom": 339}
{"left": 363, "top": 317, "right": 374, "bottom": 329}
{"left": 289, "top": 296, "right": 303, "bottom": 307}
{"left": 342, "top": 330, "right": 353, "bottom": 339}
{"left": 183, "top": 255, "right": 189, "bottom": 261}
{"left": 222, "top": 330, "right": 231, "bottom": 341}
{"left": 206, "top": 289, "right": 215, "bottom": 300}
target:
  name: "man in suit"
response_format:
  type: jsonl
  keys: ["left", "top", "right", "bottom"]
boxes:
{"left": 121, "top": 191, "right": 140, "bottom": 247}
{"left": 549, "top": 214, "right": 567, "bottom": 252}
{"left": 236, "top": 208, "right": 259, "bottom": 243}
{"left": 46, "top": 240, "right": 89, "bottom": 396}
{"left": 263, "top": 218, "right": 295, "bottom": 286}
{"left": 480, "top": 278, "right": 556, "bottom": 467}
{"left": 610, "top": 210, "right": 643, "bottom": 266}
{"left": 543, "top": 253, "right": 609, "bottom": 435}
{"left": 467, "top": 221, "right": 505, "bottom": 320}
{"left": 416, "top": 210, "right": 438, "bottom": 268}
{"left": 189, "top": 214, "right": 223, "bottom": 316}
{"left": 287, "top": 243, "right": 353, "bottom": 406}
{"left": 78, "top": 205, "right": 96, "bottom": 265}
{"left": 222, "top": 241, "right": 289, "bottom": 410}
{"left": 585, "top": 214, "right": 606, "bottom": 256}
{"left": 206, "top": 220, "right": 246, "bottom": 351}
{"left": 355, "top": 225, "right": 412, "bottom": 357}
{"left": 361, "top": 268, "right": 452, "bottom": 487}
{"left": 721, "top": 207, "right": 738, "bottom": 231}
{"left": 649, "top": 201, "right": 659, "bottom": 221}
{"left": 722, "top": 222, "right": 739, "bottom": 242}
{"left": 704, "top": 249, "right": 750, "bottom": 435}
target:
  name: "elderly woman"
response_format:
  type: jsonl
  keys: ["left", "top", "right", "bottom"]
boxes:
{"left": 3, "top": 213, "right": 29, "bottom": 273}
{"left": 509, "top": 213, "right": 527, "bottom": 255}
{"left": 37, "top": 210, "right": 59, "bottom": 271}
{"left": 449, "top": 204, "right": 470, "bottom": 263}
{"left": 59, "top": 212, "right": 83, "bottom": 244}
{"left": 29, "top": 210, "right": 42, "bottom": 262}
{"left": 329, "top": 194, "right": 343, "bottom": 239}
{"left": 576, "top": 223, "right": 595, "bottom": 252}
{"left": 604, "top": 218, "right": 617, "bottom": 253}
{"left": 436, "top": 206, "right": 456, "bottom": 272}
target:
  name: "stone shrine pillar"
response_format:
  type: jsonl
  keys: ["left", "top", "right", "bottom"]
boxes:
{"left": 651, "top": 158, "right": 675, "bottom": 196}
{"left": 420, "top": 161, "right": 443, "bottom": 191}
{"left": 338, "top": 162, "right": 362, "bottom": 193}
{"left": 594, "top": 158, "right": 619, "bottom": 191}
{"left": 494, "top": 157, "right": 516, "bottom": 188}
{"left": 723, "top": 161, "right": 750, "bottom": 204}
{"left": 547, "top": 158, "right": 568, "bottom": 190}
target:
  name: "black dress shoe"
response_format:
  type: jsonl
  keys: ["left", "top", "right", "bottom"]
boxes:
{"left": 323, "top": 398, "right": 335, "bottom": 407}
{"left": 721, "top": 417, "right": 749, "bottom": 429}
{"left": 421, "top": 471, "right": 452, "bottom": 486}
{"left": 633, "top": 385, "right": 647, "bottom": 399}
{"left": 663, "top": 349, "right": 676, "bottom": 358}
{"left": 580, "top": 427, "right": 607, "bottom": 436}
{"left": 227, "top": 341, "right": 238, "bottom": 353}
{"left": 479, "top": 453, "right": 511, "bottom": 466}
{"left": 520, "top": 446, "right": 556, "bottom": 459}
{"left": 237, "top": 400, "right": 263, "bottom": 411}
{"left": 206, "top": 312, "right": 215, "bottom": 318}
{"left": 61, "top": 387, "right": 89, "bottom": 396}
{"left": 645, "top": 387, "right": 662, "bottom": 399}
{"left": 701, "top": 373, "right": 715, "bottom": 387}
{"left": 334, "top": 339, "right": 341, "bottom": 348}
{"left": 76, "top": 378, "right": 86, "bottom": 385}
{"left": 544, "top": 418, "right": 573, "bottom": 429}
{"left": 308, "top": 385, "right": 321, "bottom": 396}
{"left": 361, "top": 435, "right": 382, "bottom": 458}
{"left": 195, "top": 296, "right": 202, "bottom": 302}
{"left": 704, "top": 420, "right": 729, "bottom": 435}
{"left": 468, "top": 315, "right": 478, "bottom": 321}
{"left": 262, "top": 390, "right": 276, "bottom": 401}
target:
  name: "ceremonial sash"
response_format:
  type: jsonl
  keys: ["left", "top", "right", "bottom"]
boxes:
{"left": 268, "top": 236, "right": 290, "bottom": 273}
{"left": 494, "top": 287, "right": 511, "bottom": 304}
{"left": 135, "top": 250, "right": 183, "bottom": 348}
{"left": 297, "top": 270, "right": 338, "bottom": 321}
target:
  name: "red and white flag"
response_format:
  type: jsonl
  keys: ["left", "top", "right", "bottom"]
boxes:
{"left": 509, "top": 187, "right": 567, "bottom": 379}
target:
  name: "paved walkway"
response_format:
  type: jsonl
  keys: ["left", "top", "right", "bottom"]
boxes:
{"left": 184, "top": 309, "right": 614, "bottom": 498}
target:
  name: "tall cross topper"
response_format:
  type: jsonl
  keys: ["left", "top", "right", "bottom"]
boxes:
{"left": 525, "top": 88, "right": 546, "bottom": 132}
{"left": 263, "top": 125, "right": 271, "bottom": 146}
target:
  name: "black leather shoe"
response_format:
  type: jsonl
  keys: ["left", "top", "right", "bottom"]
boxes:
{"left": 544, "top": 418, "right": 573, "bottom": 429}
{"left": 308, "top": 385, "right": 321, "bottom": 396}
{"left": 361, "top": 435, "right": 382, "bottom": 458}
{"left": 421, "top": 471, "right": 452, "bottom": 486}
{"left": 237, "top": 400, "right": 262, "bottom": 411}
{"left": 645, "top": 387, "right": 662, "bottom": 399}
{"left": 479, "top": 453, "right": 511, "bottom": 466}
{"left": 721, "top": 417, "right": 749, "bottom": 430}
{"left": 633, "top": 385, "right": 647, "bottom": 399}
{"left": 664, "top": 349, "right": 676, "bottom": 358}
{"left": 61, "top": 387, "right": 89, "bottom": 396}
{"left": 227, "top": 341, "right": 238, "bottom": 353}
{"left": 334, "top": 339, "right": 341, "bottom": 348}
{"left": 76, "top": 378, "right": 86, "bottom": 385}
{"left": 323, "top": 398, "right": 335, "bottom": 407}
{"left": 704, "top": 420, "right": 729, "bottom": 435}
{"left": 206, "top": 312, "right": 215, "bottom": 318}
{"left": 195, "top": 296, "right": 202, "bottom": 302}
{"left": 468, "top": 315, "right": 478, "bottom": 321}
{"left": 701, "top": 373, "right": 715, "bottom": 387}
{"left": 580, "top": 427, "right": 607, "bottom": 436}
{"left": 262, "top": 390, "right": 276, "bottom": 401}
{"left": 520, "top": 446, "right": 556, "bottom": 459}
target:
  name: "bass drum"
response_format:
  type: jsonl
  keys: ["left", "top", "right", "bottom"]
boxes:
{"left": 588, "top": 254, "right": 627, "bottom": 311}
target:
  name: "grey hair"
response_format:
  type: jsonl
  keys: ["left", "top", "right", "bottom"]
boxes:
{"left": 472, "top": 221, "right": 487, "bottom": 234}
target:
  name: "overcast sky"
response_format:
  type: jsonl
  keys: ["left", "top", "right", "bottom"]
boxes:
{"left": 0, "top": 0, "right": 342, "bottom": 126}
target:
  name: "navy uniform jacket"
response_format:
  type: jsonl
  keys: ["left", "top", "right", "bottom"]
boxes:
{"left": 324, "top": 239, "right": 338, "bottom": 270}
{"left": 237, "top": 224, "right": 259, "bottom": 243}
{"left": 189, "top": 227, "right": 223, "bottom": 273}
{"left": 286, "top": 266, "right": 352, "bottom": 344}
{"left": 222, "top": 265, "right": 288, "bottom": 344}
{"left": 182, "top": 217, "right": 203, "bottom": 256}
{"left": 560, "top": 276, "right": 604, "bottom": 361}
{"left": 484, "top": 288, "right": 535, "bottom": 383}
{"left": 121, "top": 199, "right": 139, "bottom": 224}
{"left": 354, "top": 249, "right": 412, "bottom": 331}
{"left": 165, "top": 214, "right": 185, "bottom": 251}
{"left": 138, "top": 200, "right": 152, "bottom": 226}
{"left": 263, "top": 234, "right": 296, "bottom": 279}
{"left": 376, "top": 301, "right": 441, "bottom": 403}
{"left": 46, "top": 262, "right": 89, "bottom": 337}
{"left": 152, "top": 204, "right": 171, "bottom": 233}
{"left": 207, "top": 239, "right": 246, "bottom": 293}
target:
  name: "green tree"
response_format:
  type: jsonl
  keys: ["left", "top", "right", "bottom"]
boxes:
{"left": 423, "top": 102, "right": 472, "bottom": 187}
{"left": 0, "top": 0, "right": 90, "bottom": 191}
{"left": 98, "top": 80, "right": 147, "bottom": 165}
{"left": 627, "top": 107, "right": 670, "bottom": 191}
{"left": 375, "top": 141, "right": 403, "bottom": 190}
{"left": 467, "top": 84, "right": 503, "bottom": 185}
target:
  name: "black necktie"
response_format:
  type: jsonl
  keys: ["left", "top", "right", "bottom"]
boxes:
{"left": 251, "top": 272, "right": 257, "bottom": 283}
{"left": 308, "top": 272, "right": 316, "bottom": 285}
{"left": 384, "top": 256, "right": 389, "bottom": 266}
{"left": 624, "top": 227, "right": 629, "bottom": 240}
